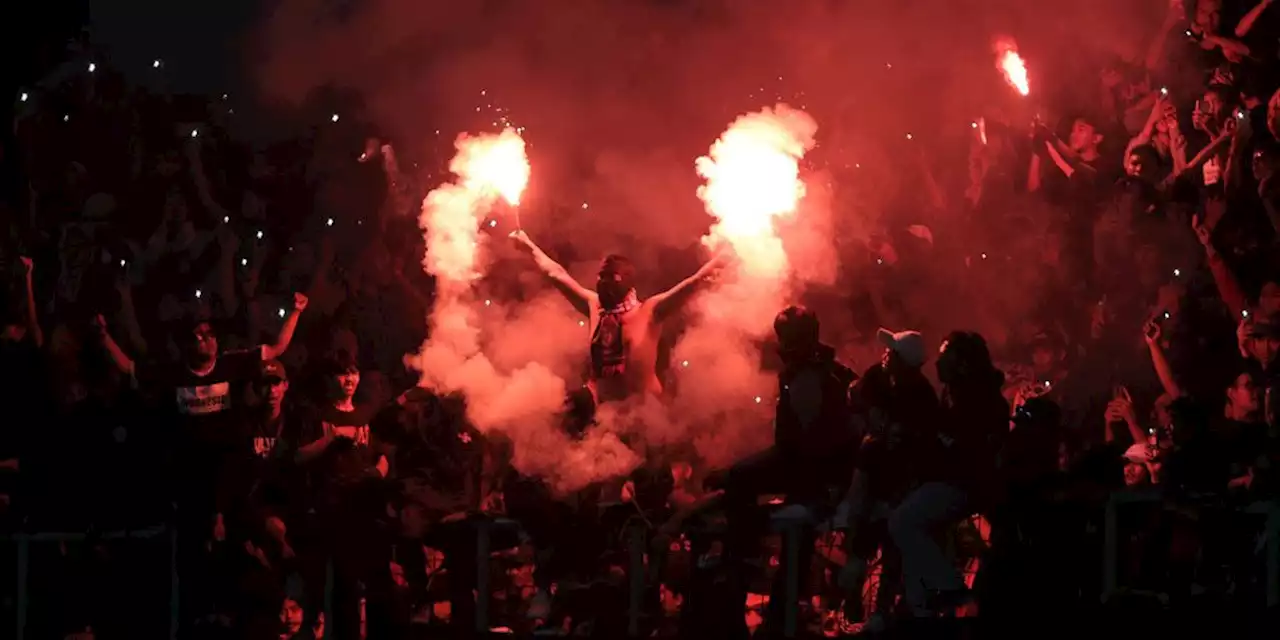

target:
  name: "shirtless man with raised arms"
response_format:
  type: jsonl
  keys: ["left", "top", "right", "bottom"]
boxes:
{"left": 509, "top": 230, "right": 725, "bottom": 405}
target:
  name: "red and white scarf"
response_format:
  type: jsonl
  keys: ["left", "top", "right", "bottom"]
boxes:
{"left": 591, "top": 289, "right": 639, "bottom": 379}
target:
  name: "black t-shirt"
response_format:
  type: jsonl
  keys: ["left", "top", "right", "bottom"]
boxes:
{"left": 297, "top": 403, "right": 384, "bottom": 495}
{"left": 387, "top": 397, "right": 484, "bottom": 499}
{"left": 773, "top": 344, "right": 857, "bottom": 459}
{"left": 854, "top": 364, "right": 940, "bottom": 502}
{"left": 220, "top": 406, "right": 305, "bottom": 516}
{"left": 138, "top": 347, "right": 263, "bottom": 450}
{"left": 1171, "top": 416, "right": 1267, "bottom": 492}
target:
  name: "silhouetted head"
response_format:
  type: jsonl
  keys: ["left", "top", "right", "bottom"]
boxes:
{"left": 774, "top": 305, "right": 820, "bottom": 362}
{"left": 597, "top": 254, "right": 636, "bottom": 308}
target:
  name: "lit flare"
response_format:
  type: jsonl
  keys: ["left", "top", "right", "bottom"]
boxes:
{"left": 695, "top": 104, "right": 816, "bottom": 277}
{"left": 994, "top": 37, "right": 1030, "bottom": 96}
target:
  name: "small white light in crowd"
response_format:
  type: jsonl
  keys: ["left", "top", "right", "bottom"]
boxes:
{"left": 905, "top": 133, "right": 913, "bottom": 140}
{"left": 240, "top": 258, "right": 248, "bottom": 266}
{"left": 278, "top": 308, "right": 286, "bottom": 318}
{"left": 971, "top": 122, "right": 978, "bottom": 129}
{"left": 62, "top": 114, "right": 69, "bottom": 122}
{"left": 227, "top": 109, "right": 234, "bottom": 115}
{"left": 223, "top": 216, "right": 230, "bottom": 223}
{"left": 681, "top": 360, "right": 689, "bottom": 368}
{"left": 190, "top": 129, "right": 198, "bottom": 138}
{"left": 119, "top": 259, "right": 126, "bottom": 267}
{"left": 326, "top": 217, "right": 334, "bottom": 227}
{"left": 885, "top": 63, "right": 893, "bottom": 69}
{"left": 578, "top": 320, "right": 585, "bottom": 327}
{"left": 88, "top": 62, "right": 96, "bottom": 73}
{"left": 195, "top": 289, "right": 202, "bottom": 299}
{"left": 854, "top": 163, "right": 861, "bottom": 168}
{"left": 1160, "top": 87, "right": 1168, "bottom": 96}
{"left": 331, "top": 113, "right": 340, "bottom": 123}
{"left": 876, "top": 258, "right": 883, "bottom": 265}
{"left": 1243, "top": 310, "right": 1250, "bottom": 318}
{"left": 754, "top": 396, "right": 762, "bottom": 404}
{"left": 1042, "top": 380, "right": 1052, "bottom": 389}
{"left": 20, "top": 92, "right": 28, "bottom": 102}
{"left": 1163, "top": 311, "right": 1171, "bottom": 319}
{"left": 981, "top": 253, "right": 988, "bottom": 260}
{"left": 153, "top": 59, "right": 162, "bottom": 69}
{"left": 488, "top": 219, "right": 497, "bottom": 228}
{"left": 484, "top": 299, "right": 492, "bottom": 307}
{"left": 1185, "top": 29, "right": 1193, "bottom": 37}
{"left": 581, "top": 202, "right": 589, "bottom": 209}
{"left": 256, "top": 230, "right": 264, "bottom": 240}
{"left": 1173, "top": 268, "right": 1181, "bottom": 277}
{"left": 357, "top": 219, "right": 363, "bottom": 226}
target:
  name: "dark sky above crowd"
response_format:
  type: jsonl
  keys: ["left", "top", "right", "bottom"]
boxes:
{"left": 87, "top": 0, "right": 257, "bottom": 94}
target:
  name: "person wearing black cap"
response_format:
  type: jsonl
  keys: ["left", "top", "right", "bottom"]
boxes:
{"left": 836, "top": 327, "right": 938, "bottom": 631}
{"left": 225, "top": 359, "right": 308, "bottom": 639}
{"left": 889, "top": 331, "right": 1009, "bottom": 617}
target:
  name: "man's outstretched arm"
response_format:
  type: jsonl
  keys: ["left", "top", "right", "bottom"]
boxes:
{"left": 649, "top": 251, "right": 730, "bottom": 320}
{"left": 510, "top": 230, "right": 596, "bottom": 316}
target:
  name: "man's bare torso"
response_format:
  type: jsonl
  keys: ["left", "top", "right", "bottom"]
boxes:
{"left": 587, "top": 299, "right": 664, "bottom": 404}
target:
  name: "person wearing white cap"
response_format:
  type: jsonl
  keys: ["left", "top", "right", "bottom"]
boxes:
{"left": 876, "top": 328, "right": 927, "bottom": 370}
{"left": 836, "top": 327, "right": 938, "bottom": 631}
{"left": 888, "top": 330, "right": 1009, "bottom": 617}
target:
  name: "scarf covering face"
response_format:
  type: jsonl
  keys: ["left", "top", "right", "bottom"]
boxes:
{"left": 591, "top": 289, "right": 639, "bottom": 379}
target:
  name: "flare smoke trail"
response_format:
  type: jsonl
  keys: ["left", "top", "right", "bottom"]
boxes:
{"left": 406, "top": 129, "right": 640, "bottom": 494}
{"left": 670, "top": 104, "right": 820, "bottom": 467}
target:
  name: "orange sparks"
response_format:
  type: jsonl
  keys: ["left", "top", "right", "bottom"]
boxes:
{"left": 696, "top": 104, "right": 816, "bottom": 277}
{"left": 451, "top": 128, "right": 530, "bottom": 206}
{"left": 994, "top": 37, "right": 1030, "bottom": 96}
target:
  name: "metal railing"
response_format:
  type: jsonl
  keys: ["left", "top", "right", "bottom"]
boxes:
{"left": 3, "top": 525, "right": 177, "bottom": 640}
{"left": 4, "top": 491, "right": 1276, "bottom": 639}
{"left": 1101, "top": 492, "right": 1280, "bottom": 607}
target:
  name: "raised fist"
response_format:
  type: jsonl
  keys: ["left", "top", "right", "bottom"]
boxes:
{"left": 293, "top": 292, "right": 309, "bottom": 311}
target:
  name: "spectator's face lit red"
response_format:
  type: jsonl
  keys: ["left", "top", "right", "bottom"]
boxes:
{"left": 265, "top": 379, "right": 288, "bottom": 409}
{"left": 1202, "top": 90, "right": 1224, "bottom": 121}
{"left": 1244, "top": 334, "right": 1279, "bottom": 368}
{"left": 1124, "top": 152, "right": 1149, "bottom": 178}
{"left": 1226, "top": 372, "right": 1261, "bottom": 418}
{"left": 279, "top": 598, "right": 303, "bottom": 634}
{"left": 1068, "top": 120, "right": 1100, "bottom": 153}
{"left": 1193, "top": 0, "right": 1222, "bottom": 36}
{"left": 184, "top": 323, "right": 217, "bottom": 367}
{"left": 329, "top": 368, "right": 360, "bottom": 401}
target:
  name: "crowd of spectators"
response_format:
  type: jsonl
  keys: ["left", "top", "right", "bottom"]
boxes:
{"left": 3, "top": 0, "right": 1280, "bottom": 638}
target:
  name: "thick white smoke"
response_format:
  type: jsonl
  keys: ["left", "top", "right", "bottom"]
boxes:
{"left": 669, "top": 105, "right": 824, "bottom": 467}
{"left": 405, "top": 130, "right": 641, "bottom": 494}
